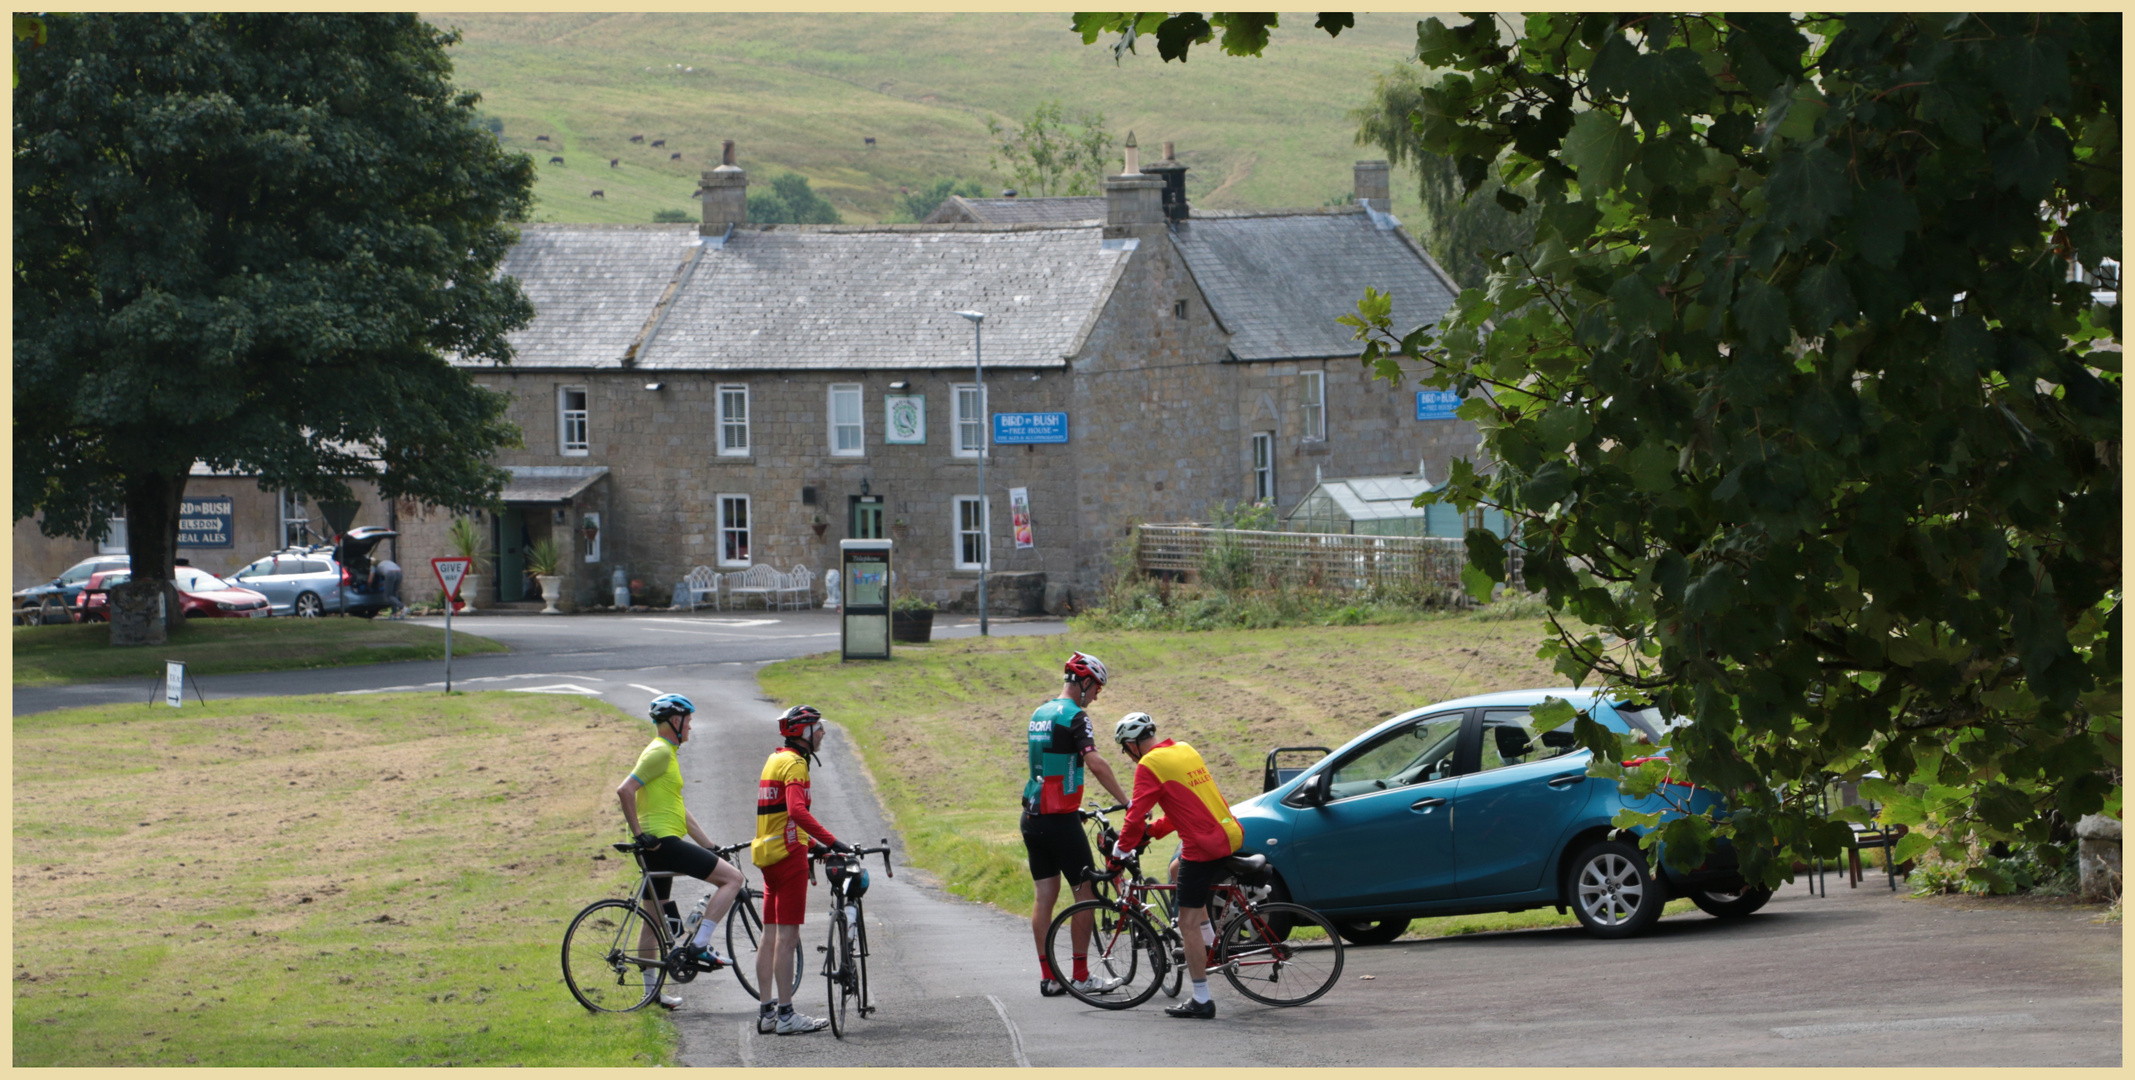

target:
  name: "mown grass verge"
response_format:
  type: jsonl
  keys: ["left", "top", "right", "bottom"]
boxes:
{"left": 757, "top": 614, "right": 1567, "bottom": 923}
{"left": 12, "top": 618, "right": 509, "bottom": 687}
{"left": 14, "top": 692, "right": 669, "bottom": 1066}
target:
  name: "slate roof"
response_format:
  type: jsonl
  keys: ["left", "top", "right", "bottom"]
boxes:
{"left": 635, "top": 225, "right": 1131, "bottom": 370}
{"left": 924, "top": 195, "right": 1106, "bottom": 225}
{"left": 1170, "top": 207, "right": 1461, "bottom": 362}
{"left": 487, "top": 225, "right": 703, "bottom": 369}
{"left": 498, "top": 465, "right": 609, "bottom": 504}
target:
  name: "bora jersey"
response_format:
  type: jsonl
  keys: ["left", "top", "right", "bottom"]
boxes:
{"left": 1024, "top": 697, "right": 1097, "bottom": 815}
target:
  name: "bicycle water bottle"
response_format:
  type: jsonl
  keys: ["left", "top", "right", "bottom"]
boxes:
{"left": 683, "top": 893, "right": 709, "bottom": 938}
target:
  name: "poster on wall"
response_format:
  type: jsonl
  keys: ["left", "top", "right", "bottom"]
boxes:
{"left": 1009, "top": 487, "right": 1034, "bottom": 549}
{"left": 177, "top": 495, "right": 233, "bottom": 547}
{"left": 885, "top": 394, "right": 926, "bottom": 444}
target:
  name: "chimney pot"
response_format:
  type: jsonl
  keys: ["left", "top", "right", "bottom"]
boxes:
{"left": 722, "top": 140, "right": 736, "bottom": 167}
{"left": 1163, "top": 141, "right": 1175, "bottom": 161}
{"left": 1123, "top": 131, "right": 1139, "bottom": 176}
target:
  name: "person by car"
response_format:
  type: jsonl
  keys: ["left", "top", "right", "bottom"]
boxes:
{"left": 369, "top": 557, "right": 408, "bottom": 619}
{"left": 1110, "top": 712, "right": 1244, "bottom": 1020}
{"left": 615, "top": 693, "right": 746, "bottom": 1011}
{"left": 1023, "top": 651, "right": 1132, "bottom": 998}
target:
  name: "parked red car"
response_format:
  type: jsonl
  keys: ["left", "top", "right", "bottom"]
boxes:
{"left": 77, "top": 567, "right": 271, "bottom": 621}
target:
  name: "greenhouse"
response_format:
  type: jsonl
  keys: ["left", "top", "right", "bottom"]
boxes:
{"left": 1282, "top": 474, "right": 1508, "bottom": 538}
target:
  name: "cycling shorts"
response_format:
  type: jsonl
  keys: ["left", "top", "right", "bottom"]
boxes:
{"left": 1175, "top": 855, "right": 1230, "bottom": 910}
{"left": 760, "top": 854, "right": 809, "bottom": 926}
{"left": 1020, "top": 811, "right": 1095, "bottom": 885}
{"left": 640, "top": 835, "right": 729, "bottom": 904}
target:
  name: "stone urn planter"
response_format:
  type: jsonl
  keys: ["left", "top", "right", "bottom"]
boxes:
{"left": 890, "top": 610, "right": 933, "bottom": 642}
{"left": 536, "top": 574, "right": 566, "bottom": 615}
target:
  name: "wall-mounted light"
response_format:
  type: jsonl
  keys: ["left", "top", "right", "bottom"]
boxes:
{"left": 888, "top": 380, "right": 909, "bottom": 390}
{"left": 643, "top": 381, "right": 666, "bottom": 391}
{"left": 860, "top": 478, "right": 871, "bottom": 496}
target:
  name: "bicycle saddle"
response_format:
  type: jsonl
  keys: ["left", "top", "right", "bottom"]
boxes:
{"left": 1221, "top": 853, "right": 1272, "bottom": 883}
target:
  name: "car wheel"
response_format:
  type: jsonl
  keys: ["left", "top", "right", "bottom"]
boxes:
{"left": 293, "top": 592, "right": 324, "bottom": 618}
{"left": 1331, "top": 918, "right": 1410, "bottom": 946}
{"left": 1687, "top": 884, "right": 1773, "bottom": 919}
{"left": 1568, "top": 839, "right": 1666, "bottom": 938}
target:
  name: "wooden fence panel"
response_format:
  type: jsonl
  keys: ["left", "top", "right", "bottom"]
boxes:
{"left": 1134, "top": 524, "right": 1483, "bottom": 598}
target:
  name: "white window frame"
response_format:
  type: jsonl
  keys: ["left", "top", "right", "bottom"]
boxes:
{"left": 952, "top": 383, "right": 988, "bottom": 458}
{"left": 280, "top": 490, "right": 310, "bottom": 548}
{"left": 559, "top": 385, "right": 590, "bottom": 456}
{"left": 1301, "top": 370, "right": 1326, "bottom": 442}
{"left": 717, "top": 494, "right": 752, "bottom": 567}
{"left": 1251, "top": 432, "right": 1275, "bottom": 502}
{"left": 718, "top": 384, "right": 750, "bottom": 457}
{"left": 828, "top": 383, "right": 865, "bottom": 457}
{"left": 952, "top": 495, "right": 990, "bottom": 570}
{"left": 97, "top": 513, "right": 128, "bottom": 555}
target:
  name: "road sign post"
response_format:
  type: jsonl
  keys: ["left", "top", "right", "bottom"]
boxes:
{"left": 432, "top": 557, "right": 473, "bottom": 693}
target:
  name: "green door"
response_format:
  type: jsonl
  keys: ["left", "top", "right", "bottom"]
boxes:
{"left": 850, "top": 496, "right": 885, "bottom": 539}
{"left": 496, "top": 508, "right": 527, "bottom": 602}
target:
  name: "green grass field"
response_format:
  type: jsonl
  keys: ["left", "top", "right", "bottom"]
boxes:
{"left": 425, "top": 11, "right": 1436, "bottom": 227}
{"left": 11, "top": 618, "right": 508, "bottom": 687}
{"left": 13, "top": 693, "right": 674, "bottom": 1066}
{"left": 758, "top": 613, "right": 1590, "bottom": 932}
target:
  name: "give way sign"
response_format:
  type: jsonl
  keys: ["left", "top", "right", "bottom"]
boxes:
{"left": 432, "top": 557, "right": 473, "bottom": 600}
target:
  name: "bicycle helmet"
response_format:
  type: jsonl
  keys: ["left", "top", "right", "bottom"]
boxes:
{"left": 1063, "top": 651, "right": 1109, "bottom": 687}
{"left": 648, "top": 693, "right": 695, "bottom": 725}
{"left": 777, "top": 704, "right": 824, "bottom": 738}
{"left": 1113, "top": 712, "right": 1157, "bottom": 747}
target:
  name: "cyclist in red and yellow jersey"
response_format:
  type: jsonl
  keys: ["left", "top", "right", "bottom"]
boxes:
{"left": 1110, "top": 712, "right": 1242, "bottom": 1020}
{"left": 751, "top": 704, "right": 852, "bottom": 1036}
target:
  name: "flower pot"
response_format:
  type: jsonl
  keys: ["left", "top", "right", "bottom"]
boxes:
{"left": 536, "top": 574, "right": 566, "bottom": 615}
{"left": 890, "top": 610, "right": 934, "bottom": 643}
{"left": 811, "top": 522, "right": 829, "bottom": 537}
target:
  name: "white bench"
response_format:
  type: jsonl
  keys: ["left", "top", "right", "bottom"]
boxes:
{"left": 724, "top": 564, "right": 785, "bottom": 610}
{"left": 778, "top": 565, "right": 813, "bottom": 610}
{"left": 681, "top": 565, "right": 721, "bottom": 611}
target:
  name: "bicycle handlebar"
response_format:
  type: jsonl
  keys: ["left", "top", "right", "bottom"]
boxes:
{"left": 808, "top": 839, "right": 895, "bottom": 879}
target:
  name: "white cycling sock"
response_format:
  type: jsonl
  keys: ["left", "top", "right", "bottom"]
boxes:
{"left": 691, "top": 919, "right": 718, "bottom": 950}
{"left": 1199, "top": 922, "right": 1216, "bottom": 948}
{"left": 1192, "top": 979, "right": 1211, "bottom": 1004}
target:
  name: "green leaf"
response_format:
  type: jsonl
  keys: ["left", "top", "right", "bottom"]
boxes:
{"left": 1154, "top": 13, "right": 1214, "bottom": 61}
{"left": 1791, "top": 262, "right": 1857, "bottom": 336}
{"left": 1210, "top": 12, "right": 1279, "bottom": 57}
{"left": 1562, "top": 110, "right": 1636, "bottom": 195}
{"left": 1623, "top": 47, "right": 1717, "bottom": 135}
{"left": 1460, "top": 562, "right": 1496, "bottom": 603}
{"left": 1990, "top": 124, "right": 2071, "bottom": 202}
{"left": 1625, "top": 443, "right": 1675, "bottom": 492}
{"left": 1766, "top": 145, "right": 1852, "bottom": 234}
{"left": 1991, "top": 32, "right": 2070, "bottom": 117}
{"left": 1531, "top": 696, "right": 1577, "bottom": 732}
{"left": 1849, "top": 179, "right": 1920, "bottom": 269}
{"left": 1735, "top": 275, "right": 1792, "bottom": 348}
{"left": 1891, "top": 831, "right": 1933, "bottom": 865}
{"left": 1313, "top": 12, "right": 1354, "bottom": 37}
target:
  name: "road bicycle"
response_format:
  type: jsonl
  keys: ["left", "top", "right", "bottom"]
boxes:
{"left": 808, "top": 840, "right": 894, "bottom": 1039}
{"left": 561, "top": 838, "right": 796, "bottom": 1012}
{"left": 1044, "top": 812, "right": 1344, "bottom": 1011}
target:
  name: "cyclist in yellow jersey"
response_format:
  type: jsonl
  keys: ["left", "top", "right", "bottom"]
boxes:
{"left": 614, "top": 693, "right": 744, "bottom": 1011}
{"left": 751, "top": 704, "right": 851, "bottom": 1036}
{"left": 1110, "top": 712, "right": 1242, "bottom": 1020}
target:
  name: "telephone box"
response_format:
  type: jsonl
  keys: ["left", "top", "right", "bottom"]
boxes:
{"left": 840, "top": 539, "right": 892, "bottom": 661}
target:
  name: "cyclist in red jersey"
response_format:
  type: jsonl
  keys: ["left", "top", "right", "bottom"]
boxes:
{"left": 1110, "top": 712, "right": 1243, "bottom": 1020}
{"left": 1023, "top": 651, "right": 1131, "bottom": 998}
{"left": 751, "top": 704, "right": 853, "bottom": 1036}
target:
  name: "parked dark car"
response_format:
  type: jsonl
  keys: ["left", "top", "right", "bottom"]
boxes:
{"left": 1232, "top": 688, "right": 1766, "bottom": 943}
{"left": 79, "top": 568, "right": 270, "bottom": 621}
{"left": 14, "top": 554, "right": 132, "bottom": 625}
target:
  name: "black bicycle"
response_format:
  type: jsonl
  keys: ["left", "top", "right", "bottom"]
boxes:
{"left": 809, "top": 840, "right": 893, "bottom": 1039}
{"left": 562, "top": 838, "right": 796, "bottom": 1012}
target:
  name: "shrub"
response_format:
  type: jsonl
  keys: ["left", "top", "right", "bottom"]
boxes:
{"left": 652, "top": 208, "right": 693, "bottom": 223}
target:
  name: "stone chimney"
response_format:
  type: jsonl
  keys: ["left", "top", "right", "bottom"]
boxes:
{"left": 1139, "top": 140, "right": 1190, "bottom": 222}
{"left": 1103, "top": 170, "right": 1165, "bottom": 239}
{"left": 1354, "top": 160, "right": 1391, "bottom": 211}
{"left": 699, "top": 140, "right": 747, "bottom": 236}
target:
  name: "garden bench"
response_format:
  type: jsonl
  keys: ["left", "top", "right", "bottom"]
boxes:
{"left": 777, "top": 565, "right": 814, "bottom": 610}
{"left": 681, "top": 565, "right": 721, "bottom": 611}
{"left": 724, "top": 564, "right": 785, "bottom": 610}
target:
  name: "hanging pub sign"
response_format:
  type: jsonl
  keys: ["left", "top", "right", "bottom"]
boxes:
{"left": 885, "top": 394, "right": 926, "bottom": 444}
{"left": 177, "top": 495, "right": 234, "bottom": 547}
{"left": 993, "top": 412, "right": 1068, "bottom": 444}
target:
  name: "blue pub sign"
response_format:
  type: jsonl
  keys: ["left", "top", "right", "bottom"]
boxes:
{"left": 993, "top": 412, "right": 1069, "bottom": 444}
{"left": 177, "top": 494, "right": 234, "bottom": 548}
{"left": 1415, "top": 390, "right": 1464, "bottom": 421}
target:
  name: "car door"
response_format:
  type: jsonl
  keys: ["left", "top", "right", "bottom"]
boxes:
{"left": 1452, "top": 706, "right": 1596, "bottom": 898}
{"left": 231, "top": 557, "right": 292, "bottom": 613}
{"left": 1279, "top": 711, "right": 1465, "bottom": 911}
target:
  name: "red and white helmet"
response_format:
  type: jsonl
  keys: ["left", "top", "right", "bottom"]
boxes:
{"left": 778, "top": 704, "right": 823, "bottom": 738}
{"left": 1062, "top": 651, "right": 1109, "bottom": 687}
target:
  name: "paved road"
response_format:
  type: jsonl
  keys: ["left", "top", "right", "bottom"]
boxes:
{"left": 18, "top": 612, "right": 2119, "bottom": 1064}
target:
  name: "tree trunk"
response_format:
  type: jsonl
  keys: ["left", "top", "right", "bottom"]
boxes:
{"left": 109, "top": 469, "right": 188, "bottom": 645}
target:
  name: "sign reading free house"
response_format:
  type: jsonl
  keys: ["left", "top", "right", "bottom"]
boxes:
{"left": 1415, "top": 390, "right": 1465, "bottom": 421}
{"left": 993, "top": 412, "right": 1069, "bottom": 445}
{"left": 177, "top": 495, "right": 234, "bottom": 547}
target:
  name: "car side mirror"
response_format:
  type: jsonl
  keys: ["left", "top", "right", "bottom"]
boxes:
{"left": 1300, "top": 770, "right": 1332, "bottom": 806}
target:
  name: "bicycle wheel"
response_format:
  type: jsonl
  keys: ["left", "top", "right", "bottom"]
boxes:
{"left": 1159, "top": 926, "right": 1187, "bottom": 998}
{"left": 726, "top": 891, "right": 767, "bottom": 1000}
{"left": 562, "top": 899, "right": 666, "bottom": 1013}
{"left": 853, "top": 903, "right": 873, "bottom": 1019}
{"left": 1216, "top": 902, "right": 1344, "bottom": 1007}
{"left": 825, "top": 911, "right": 856, "bottom": 1039}
{"left": 1044, "top": 900, "right": 1165, "bottom": 1010}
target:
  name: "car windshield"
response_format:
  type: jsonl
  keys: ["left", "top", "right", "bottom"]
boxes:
{"left": 175, "top": 568, "right": 232, "bottom": 591}
{"left": 1325, "top": 712, "right": 1465, "bottom": 798}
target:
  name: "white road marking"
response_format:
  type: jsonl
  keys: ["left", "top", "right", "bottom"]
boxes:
{"left": 643, "top": 617, "right": 780, "bottom": 628}
{"left": 629, "top": 684, "right": 666, "bottom": 696}
{"left": 505, "top": 683, "right": 605, "bottom": 696}
{"left": 985, "top": 994, "right": 1030, "bottom": 1068}
{"left": 635, "top": 626, "right": 777, "bottom": 639}
{"left": 737, "top": 1020, "right": 754, "bottom": 1067}
{"left": 1772, "top": 1013, "right": 2039, "bottom": 1039}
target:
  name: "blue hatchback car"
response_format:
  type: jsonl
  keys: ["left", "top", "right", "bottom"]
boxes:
{"left": 1232, "top": 688, "right": 1768, "bottom": 943}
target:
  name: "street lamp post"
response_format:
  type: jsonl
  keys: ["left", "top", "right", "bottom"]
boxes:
{"left": 955, "top": 309, "right": 989, "bottom": 637}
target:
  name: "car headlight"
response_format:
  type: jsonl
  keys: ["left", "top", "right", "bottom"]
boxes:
{"left": 215, "top": 601, "right": 237, "bottom": 610}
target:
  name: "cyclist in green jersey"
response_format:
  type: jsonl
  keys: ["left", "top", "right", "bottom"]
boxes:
{"left": 616, "top": 693, "right": 745, "bottom": 1010}
{"left": 1023, "top": 651, "right": 1131, "bottom": 998}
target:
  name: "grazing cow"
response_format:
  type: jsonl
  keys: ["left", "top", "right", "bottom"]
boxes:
{"left": 670, "top": 152, "right": 682, "bottom": 160}
{"left": 549, "top": 156, "right": 565, "bottom": 164}
{"left": 651, "top": 139, "right": 666, "bottom": 148}
{"left": 609, "top": 158, "right": 620, "bottom": 168}
{"left": 629, "top": 134, "right": 645, "bottom": 143}
{"left": 864, "top": 136, "right": 876, "bottom": 146}
{"left": 536, "top": 134, "right": 550, "bottom": 142}
{"left": 590, "top": 190, "right": 605, "bottom": 199}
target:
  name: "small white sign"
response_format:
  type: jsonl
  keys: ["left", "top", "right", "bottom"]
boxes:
{"left": 432, "top": 557, "right": 473, "bottom": 599}
{"left": 885, "top": 394, "right": 926, "bottom": 445}
{"left": 165, "top": 661, "right": 184, "bottom": 708}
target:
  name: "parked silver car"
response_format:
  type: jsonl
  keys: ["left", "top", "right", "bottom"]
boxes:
{"left": 227, "top": 550, "right": 345, "bottom": 617}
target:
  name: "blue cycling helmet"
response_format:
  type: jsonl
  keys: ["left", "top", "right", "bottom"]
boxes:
{"left": 648, "top": 693, "right": 696, "bottom": 725}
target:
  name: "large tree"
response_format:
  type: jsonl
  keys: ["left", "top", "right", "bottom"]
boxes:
{"left": 15, "top": 13, "right": 533, "bottom": 643}
{"left": 1081, "top": 12, "right": 2121, "bottom": 888}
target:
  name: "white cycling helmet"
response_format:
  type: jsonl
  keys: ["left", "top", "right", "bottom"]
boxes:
{"left": 1113, "top": 712, "right": 1156, "bottom": 746}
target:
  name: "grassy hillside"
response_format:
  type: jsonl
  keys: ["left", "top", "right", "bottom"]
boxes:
{"left": 425, "top": 12, "right": 1440, "bottom": 227}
